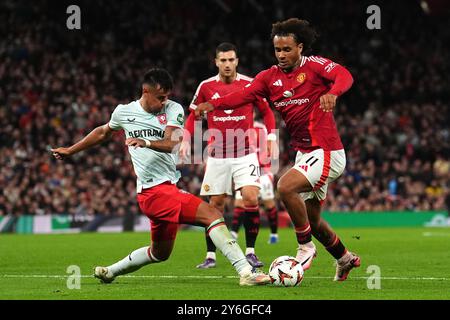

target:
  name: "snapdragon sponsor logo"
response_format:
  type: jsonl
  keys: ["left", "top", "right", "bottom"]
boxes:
{"left": 274, "top": 98, "right": 310, "bottom": 108}
{"left": 212, "top": 115, "right": 247, "bottom": 122}
{"left": 176, "top": 121, "right": 280, "bottom": 174}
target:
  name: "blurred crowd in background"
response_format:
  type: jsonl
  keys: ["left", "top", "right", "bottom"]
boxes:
{"left": 1, "top": 0, "right": 449, "bottom": 217}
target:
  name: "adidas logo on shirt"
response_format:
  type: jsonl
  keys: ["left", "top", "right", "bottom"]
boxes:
{"left": 211, "top": 92, "right": 221, "bottom": 100}
{"left": 273, "top": 80, "right": 283, "bottom": 86}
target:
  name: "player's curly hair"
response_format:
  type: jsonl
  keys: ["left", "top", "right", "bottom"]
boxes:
{"left": 271, "top": 18, "right": 318, "bottom": 54}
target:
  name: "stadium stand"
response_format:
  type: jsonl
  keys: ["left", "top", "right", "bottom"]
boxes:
{"left": 0, "top": 0, "right": 448, "bottom": 219}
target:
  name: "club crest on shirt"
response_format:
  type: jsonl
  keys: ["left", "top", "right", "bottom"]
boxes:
{"left": 203, "top": 184, "right": 210, "bottom": 192}
{"left": 296, "top": 73, "right": 306, "bottom": 84}
{"left": 177, "top": 113, "right": 184, "bottom": 125}
{"left": 157, "top": 114, "right": 167, "bottom": 125}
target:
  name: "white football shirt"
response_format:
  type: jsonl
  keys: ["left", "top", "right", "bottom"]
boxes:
{"left": 108, "top": 99, "right": 185, "bottom": 192}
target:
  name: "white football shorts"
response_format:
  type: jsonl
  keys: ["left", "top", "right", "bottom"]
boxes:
{"left": 200, "top": 153, "right": 261, "bottom": 196}
{"left": 293, "top": 148, "right": 346, "bottom": 201}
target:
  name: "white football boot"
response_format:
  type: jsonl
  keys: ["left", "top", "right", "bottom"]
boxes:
{"left": 239, "top": 270, "right": 271, "bottom": 286}
{"left": 295, "top": 241, "right": 317, "bottom": 271}
{"left": 94, "top": 266, "right": 115, "bottom": 283}
{"left": 295, "top": 242, "right": 317, "bottom": 271}
{"left": 334, "top": 251, "right": 361, "bottom": 281}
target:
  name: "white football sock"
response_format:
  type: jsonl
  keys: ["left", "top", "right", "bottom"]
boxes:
{"left": 107, "top": 246, "right": 160, "bottom": 277}
{"left": 207, "top": 218, "right": 252, "bottom": 277}
{"left": 206, "top": 252, "right": 216, "bottom": 260}
{"left": 299, "top": 241, "right": 316, "bottom": 249}
{"left": 245, "top": 247, "right": 255, "bottom": 255}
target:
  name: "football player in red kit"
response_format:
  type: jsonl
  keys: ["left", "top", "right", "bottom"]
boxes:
{"left": 195, "top": 19, "right": 360, "bottom": 281}
{"left": 181, "top": 43, "right": 276, "bottom": 269}
{"left": 232, "top": 120, "right": 279, "bottom": 245}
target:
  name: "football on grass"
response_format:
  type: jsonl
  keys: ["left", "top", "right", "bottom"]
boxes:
{"left": 269, "top": 256, "right": 304, "bottom": 286}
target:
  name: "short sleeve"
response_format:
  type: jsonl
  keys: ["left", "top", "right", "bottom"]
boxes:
{"left": 307, "top": 56, "right": 340, "bottom": 77}
{"left": 189, "top": 82, "right": 206, "bottom": 111}
{"left": 166, "top": 102, "right": 185, "bottom": 129}
{"left": 108, "top": 105, "right": 123, "bottom": 130}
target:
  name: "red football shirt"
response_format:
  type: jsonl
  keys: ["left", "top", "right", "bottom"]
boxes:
{"left": 185, "top": 73, "right": 275, "bottom": 158}
{"left": 209, "top": 56, "right": 353, "bottom": 152}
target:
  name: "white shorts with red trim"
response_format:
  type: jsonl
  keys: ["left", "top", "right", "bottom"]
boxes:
{"left": 235, "top": 172, "right": 274, "bottom": 201}
{"left": 293, "top": 149, "right": 346, "bottom": 201}
{"left": 200, "top": 153, "right": 261, "bottom": 196}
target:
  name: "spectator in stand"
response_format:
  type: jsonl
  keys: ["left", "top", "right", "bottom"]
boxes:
{"left": 0, "top": 0, "right": 448, "bottom": 217}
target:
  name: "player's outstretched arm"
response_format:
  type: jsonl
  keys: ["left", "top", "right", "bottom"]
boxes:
{"left": 194, "top": 70, "right": 270, "bottom": 118}
{"left": 51, "top": 123, "right": 114, "bottom": 160}
{"left": 125, "top": 126, "right": 183, "bottom": 154}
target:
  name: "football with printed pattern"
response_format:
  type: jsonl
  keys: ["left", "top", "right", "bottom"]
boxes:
{"left": 269, "top": 256, "right": 304, "bottom": 287}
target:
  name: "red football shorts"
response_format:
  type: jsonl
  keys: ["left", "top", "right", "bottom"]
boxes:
{"left": 136, "top": 182, "right": 202, "bottom": 242}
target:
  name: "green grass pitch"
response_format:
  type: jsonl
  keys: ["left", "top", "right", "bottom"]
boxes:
{"left": 1, "top": 227, "right": 449, "bottom": 300}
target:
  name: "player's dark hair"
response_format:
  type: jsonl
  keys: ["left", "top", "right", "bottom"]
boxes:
{"left": 216, "top": 42, "right": 238, "bottom": 57}
{"left": 142, "top": 68, "right": 173, "bottom": 92}
{"left": 271, "top": 18, "right": 318, "bottom": 54}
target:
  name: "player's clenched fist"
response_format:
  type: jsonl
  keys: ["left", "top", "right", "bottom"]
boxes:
{"left": 194, "top": 102, "right": 214, "bottom": 118}
{"left": 51, "top": 147, "right": 72, "bottom": 160}
{"left": 125, "top": 138, "right": 147, "bottom": 148}
{"left": 178, "top": 140, "right": 191, "bottom": 162}
{"left": 319, "top": 93, "right": 337, "bottom": 112}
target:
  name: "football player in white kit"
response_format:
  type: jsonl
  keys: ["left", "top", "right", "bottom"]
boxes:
{"left": 51, "top": 68, "right": 270, "bottom": 286}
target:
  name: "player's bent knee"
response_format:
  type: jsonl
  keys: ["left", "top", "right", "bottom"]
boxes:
{"left": 264, "top": 200, "right": 276, "bottom": 210}
{"left": 242, "top": 190, "right": 259, "bottom": 207}
{"left": 277, "top": 181, "right": 293, "bottom": 197}
{"left": 278, "top": 177, "right": 311, "bottom": 195}
{"left": 195, "top": 202, "right": 222, "bottom": 226}
{"left": 243, "top": 198, "right": 258, "bottom": 208}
